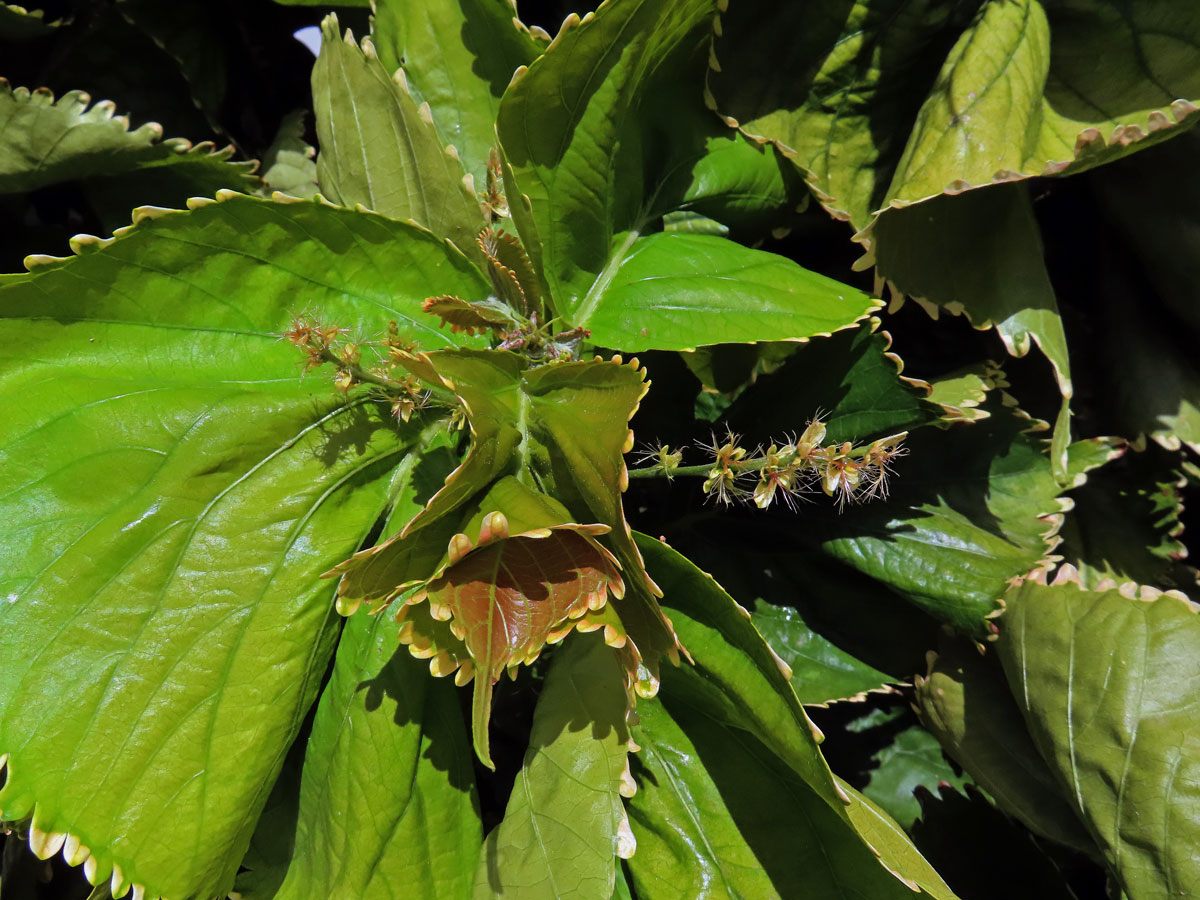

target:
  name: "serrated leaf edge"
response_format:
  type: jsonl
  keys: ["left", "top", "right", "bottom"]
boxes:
{"left": 0, "top": 78, "right": 256, "bottom": 196}
{"left": 0, "top": 767, "right": 155, "bottom": 900}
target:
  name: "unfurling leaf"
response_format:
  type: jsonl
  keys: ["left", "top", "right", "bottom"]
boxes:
{"left": 408, "top": 514, "right": 626, "bottom": 767}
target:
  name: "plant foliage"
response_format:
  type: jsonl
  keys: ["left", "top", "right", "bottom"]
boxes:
{"left": 1, "top": 2, "right": 1198, "bottom": 899}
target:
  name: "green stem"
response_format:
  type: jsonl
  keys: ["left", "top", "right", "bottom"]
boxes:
{"left": 627, "top": 444, "right": 881, "bottom": 480}
{"left": 317, "top": 346, "right": 456, "bottom": 403}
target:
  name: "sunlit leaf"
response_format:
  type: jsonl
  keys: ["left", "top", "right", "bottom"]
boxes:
{"left": 581, "top": 232, "right": 879, "bottom": 352}
{"left": 312, "top": 15, "right": 486, "bottom": 266}
{"left": 383, "top": 350, "right": 683, "bottom": 689}
{"left": 275, "top": 613, "right": 481, "bottom": 900}
{"left": 370, "top": 0, "right": 544, "bottom": 184}
{"left": 0, "top": 193, "right": 488, "bottom": 900}
{"left": 474, "top": 632, "right": 635, "bottom": 900}
{"left": 882, "top": 0, "right": 1200, "bottom": 207}
{"left": 708, "top": 0, "right": 966, "bottom": 228}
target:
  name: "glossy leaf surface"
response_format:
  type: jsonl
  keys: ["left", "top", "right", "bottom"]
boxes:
{"left": 387, "top": 350, "right": 682, "bottom": 686}
{"left": 274, "top": 446, "right": 480, "bottom": 900}
{"left": 581, "top": 232, "right": 879, "bottom": 352}
{"left": 0, "top": 193, "right": 489, "bottom": 900}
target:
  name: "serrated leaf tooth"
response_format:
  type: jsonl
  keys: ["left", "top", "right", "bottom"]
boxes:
{"left": 455, "top": 659, "right": 475, "bottom": 685}
{"left": 84, "top": 851, "right": 112, "bottom": 886}
{"left": 29, "top": 826, "right": 65, "bottom": 859}
{"left": 430, "top": 651, "right": 458, "bottom": 677}
{"left": 619, "top": 758, "right": 637, "bottom": 798}
{"left": 479, "top": 511, "right": 509, "bottom": 544}
{"left": 1051, "top": 563, "right": 1078, "bottom": 586}
{"left": 131, "top": 884, "right": 146, "bottom": 900}
{"left": 447, "top": 532, "right": 473, "bottom": 565}
{"left": 616, "top": 812, "right": 636, "bottom": 859}
{"left": 1118, "top": 581, "right": 1138, "bottom": 599}
{"left": 335, "top": 595, "right": 361, "bottom": 616}
{"left": 603, "top": 624, "right": 626, "bottom": 648}
{"left": 63, "top": 834, "right": 88, "bottom": 866}
{"left": 417, "top": 102, "right": 434, "bottom": 125}
{"left": 768, "top": 645, "right": 793, "bottom": 680}
{"left": 0, "top": 751, "right": 7, "bottom": 772}
{"left": 111, "top": 863, "right": 130, "bottom": 898}
{"left": 429, "top": 602, "right": 453, "bottom": 622}
{"left": 448, "top": 620, "right": 466, "bottom": 640}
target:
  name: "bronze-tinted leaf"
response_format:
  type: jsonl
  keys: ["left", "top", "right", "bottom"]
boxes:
{"left": 410, "top": 514, "right": 626, "bottom": 766}
{"left": 421, "top": 295, "right": 519, "bottom": 336}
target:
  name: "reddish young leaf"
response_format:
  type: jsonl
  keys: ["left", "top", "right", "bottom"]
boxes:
{"left": 407, "top": 513, "right": 627, "bottom": 766}
{"left": 422, "top": 295, "right": 518, "bottom": 335}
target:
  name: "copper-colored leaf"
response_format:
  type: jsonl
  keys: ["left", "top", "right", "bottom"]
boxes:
{"left": 409, "top": 514, "right": 626, "bottom": 766}
{"left": 421, "top": 295, "right": 517, "bottom": 335}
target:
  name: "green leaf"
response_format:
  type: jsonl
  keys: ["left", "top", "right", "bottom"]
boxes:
{"left": 627, "top": 695, "right": 949, "bottom": 899}
{"left": 870, "top": 184, "right": 1074, "bottom": 479}
{"left": 271, "top": 440, "right": 480, "bottom": 900}
{"left": 751, "top": 599, "right": 897, "bottom": 706}
{"left": 261, "top": 110, "right": 319, "bottom": 199}
{"left": 859, "top": 718, "right": 971, "bottom": 830}
{"left": 410, "top": 509, "right": 625, "bottom": 768}
{"left": 914, "top": 636, "right": 1095, "bottom": 854}
{"left": 0, "top": 193, "right": 490, "bottom": 900}
{"left": 370, "top": 0, "right": 544, "bottom": 184}
{"left": 997, "top": 569, "right": 1200, "bottom": 898}
{"left": 0, "top": 3, "right": 64, "bottom": 40}
{"left": 925, "top": 361, "right": 1008, "bottom": 425}
{"left": 0, "top": 79, "right": 255, "bottom": 195}
{"left": 312, "top": 15, "right": 486, "bottom": 266}
{"left": 708, "top": 0, "right": 967, "bottom": 229}
{"left": 658, "top": 130, "right": 803, "bottom": 236}
{"left": 274, "top": 612, "right": 481, "bottom": 899}
{"left": 577, "top": 231, "right": 880, "bottom": 352}
{"left": 883, "top": 0, "right": 1200, "bottom": 207}
{"left": 495, "top": 0, "right": 718, "bottom": 307}
{"left": 725, "top": 323, "right": 935, "bottom": 445}
{"left": 637, "top": 534, "right": 846, "bottom": 806}
{"left": 231, "top": 730, "right": 305, "bottom": 900}
{"left": 473, "top": 632, "right": 635, "bottom": 900}
{"left": 635, "top": 532, "right": 955, "bottom": 898}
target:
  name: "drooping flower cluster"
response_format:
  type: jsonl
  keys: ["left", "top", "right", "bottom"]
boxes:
{"left": 283, "top": 313, "right": 434, "bottom": 423}
{"left": 631, "top": 418, "right": 908, "bottom": 510}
